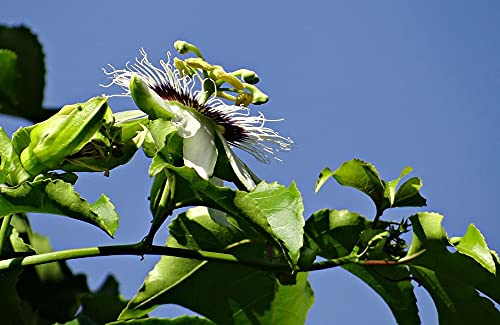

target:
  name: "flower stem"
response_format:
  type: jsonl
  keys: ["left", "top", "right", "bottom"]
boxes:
{"left": 0, "top": 214, "right": 13, "bottom": 254}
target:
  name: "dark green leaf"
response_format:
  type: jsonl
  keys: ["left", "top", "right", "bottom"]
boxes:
{"left": 0, "top": 175, "right": 119, "bottom": 237}
{"left": 303, "top": 209, "right": 370, "bottom": 259}
{"left": 0, "top": 25, "right": 47, "bottom": 122}
{"left": 79, "top": 275, "right": 128, "bottom": 325}
{"left": 120, "top": 208, "right": 314, "bottom": 324}
{"left": 393, "top": 177, "right": 427, "bottom": 208}
{"left": 2, "top": 214, "right": 90, "bottom": 325}
{"left": 0, "top": 49, "right": 17, "bottom": 104}
{"left": 0, "top": 268, "right": 45, "bottom": 325}
{"left": 411, "top": 265, "right": 500, "bottom": 324}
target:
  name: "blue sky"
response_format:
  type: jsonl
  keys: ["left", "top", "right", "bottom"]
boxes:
{"left": 2, "top": 1, "right": 500, "bottom": 323}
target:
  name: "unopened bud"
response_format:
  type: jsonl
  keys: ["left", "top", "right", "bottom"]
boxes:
{"left": 174, "top": 40, "right": 204, "bottom": 58}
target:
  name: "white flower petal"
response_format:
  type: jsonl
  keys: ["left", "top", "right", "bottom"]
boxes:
{"left": 183, "top": 122, "right": 218, "bottom": 179}
{"left": 170, "top": 105, "right": 200, "bottom": 138}
{"left": 217, "top": 132, "right": 257, "bottom": 191}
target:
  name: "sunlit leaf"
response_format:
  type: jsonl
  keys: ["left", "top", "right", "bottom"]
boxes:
{"left": 234, "top": 181, "right": 305, "bottom": 265}
{"left": 385, "top": 166, "right": 412, "bottom": 205}
{"left": 120, "top": 208, "right": 313, "bottom": 324}
{"left": 0, "top": 175, "right": 119, "bottom": 237}
{"left": 315, "top": 160, "right": 426, "bottom": 216}
{"left": 454, "top": 224, "right": 496, "bottom": 274}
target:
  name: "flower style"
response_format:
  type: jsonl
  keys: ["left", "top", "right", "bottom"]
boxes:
{"left": 102, "top": 49, "right": 292, "bottom": 188}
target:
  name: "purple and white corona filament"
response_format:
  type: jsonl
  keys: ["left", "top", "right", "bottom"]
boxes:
{"left": 102, "top": 49, "right": 292, "bottom": 182}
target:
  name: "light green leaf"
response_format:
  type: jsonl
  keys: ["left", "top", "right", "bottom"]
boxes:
{"left": 234, "top": 181, "right": 305, "bottom": 265}
{"left": 454, "top": 224, "right": 496, "bottom": 274}
{"left": 120, "top": 208, "right": 313, "bottom": 324}
{"left": 385, "top": 166, "right": 412, "bottom": 205}
{"left": 315, "top": 160, "right": 426, "bottom": 216}
{"left": 0, "top": 175, "right": 119, "bottom": 237}
{"left": 0, "top": 127, "right": 30, "bottom": 185}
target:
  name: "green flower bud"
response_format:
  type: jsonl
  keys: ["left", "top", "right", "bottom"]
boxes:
{"left": 20, "top": 97, "right": 110, "bottom": 175}
{"left": 234, "top": 69, "right": 260, "bottom": 84}
{"left": 129, "top": 75, "right": 175, "bottom": 120}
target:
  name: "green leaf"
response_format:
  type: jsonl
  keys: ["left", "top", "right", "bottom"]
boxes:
{"left": 79, "top": 275, "right": 128, "bottom": 325}
{"left": 411, "top": 265, "right": 500, "bottom": 324}
{"left": 109, "top": 316, "right": 216, "bottom": 325}
{"left": 0, "top": 25, "right": 46, "bottom": 122}
{"left": 120, "top": 208, "right": 314, "bottom": 324}
{"left": 0, "top": 127, "right": 31, "bottom": 185}
{"left": 316, "top": 160, "right": 426, "bottom": 216}
{"left": 146, "top": 164, "right": 303, "bottom": 266}
{"left": 303, "top": 209, "right": 370, "bottom": 259}
{"left": 302, "top": 209, "right": 419, "bottom": 324}
{"left": 0, "top": 269, "right": 44, "bottom": 325}
{"left": 393, "top": 177, "right": 427, "bottom": 208}
{"left": 0, "top": 49, "right": 17, "bottom": 104}
{"left": 3, "top": 214, "right": 90, "bottom": 325}
{"left": 408, "top": 213, "right": 500, "bottom": 309}
{"left": 385, "top": 166, "right": 412, "bottom": 205}
{"left": 0, "top": 175, "right": 119, "bottom": 237}
{"left": 234, "top": 181, "right": 305, "bottom": 265}
{"left": 454, "top": 224, "right": 496, "bottom": 274}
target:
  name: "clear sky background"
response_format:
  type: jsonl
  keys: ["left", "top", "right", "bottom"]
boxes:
{"left": 2, "top": 1, "right": 500, "bottom": 324}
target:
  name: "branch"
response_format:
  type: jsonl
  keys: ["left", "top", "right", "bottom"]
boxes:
{"left": 0, "top": 242, "right": 427, "bottom": 273}
{"left": 359, "top": 249, "right": 427, "bottom": 266}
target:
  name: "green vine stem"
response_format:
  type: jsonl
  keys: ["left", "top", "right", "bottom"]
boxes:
{"left": 0, "top": 242, "right": 427, "bottom": 273}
